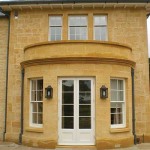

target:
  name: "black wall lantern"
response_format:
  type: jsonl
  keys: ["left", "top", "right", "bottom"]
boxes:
{"left": 45, "top": 85, "right": 53, "bottom": 99}
{"left": 100, "top": 85, "right": 108, "bottom": 99}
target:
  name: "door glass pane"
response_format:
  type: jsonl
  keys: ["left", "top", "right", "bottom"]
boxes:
{"left": 62, "top": 117, "right": 74, "bottom": 129}
{"left": 62, "top": 92, "right": 74, "bottom": 104}
{"left": 62, "top": 80, "right": 74, "bottom": 91}
{"left": 79, "top": 117, "right": 91, "bottom": 129}
{"left": 79, "top": 92, "right": 91, "bottom": 104}
{"left": 62, "top": 105, "right": 74, "bottom": 116}
{"left": 79, "top": 105, "right": 91, "bottom": 116}
{"left": 79, "top": 80, "right": 91, "bottom": 91}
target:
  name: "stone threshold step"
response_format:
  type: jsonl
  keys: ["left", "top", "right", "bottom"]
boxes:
{"left": 56, "top": 145, "right": 97, "bottom": 150}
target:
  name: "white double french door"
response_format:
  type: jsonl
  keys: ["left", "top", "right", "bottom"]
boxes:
{"left": 58, "top": 78, "right": 95, "bottom": 145}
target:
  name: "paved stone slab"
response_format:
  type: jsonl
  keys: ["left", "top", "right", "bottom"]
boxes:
{"left": 1, "top": 142, "right": 150, "bottom": 150}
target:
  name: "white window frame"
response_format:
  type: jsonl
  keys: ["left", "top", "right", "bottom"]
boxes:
{"left": 49, "top": 16, "right": 62, "bottom": 41}
{"left": 93, "top": 15, "right": 108, "bottom": 41}
{"left": 30, "top": 78, "right": 43, "bottom": 128}
{"left": 68, "top": 15, "right": 88, "bottom": 40}
{"left": 110, "top": 78, "right": 126, "bottom": 128}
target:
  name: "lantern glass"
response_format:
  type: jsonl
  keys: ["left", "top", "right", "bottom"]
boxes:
{"left": 45, "top": 86, "right": 53, "bottom": 99}
{"left": 100, "top": 85, "right": 108, "bottom": 99}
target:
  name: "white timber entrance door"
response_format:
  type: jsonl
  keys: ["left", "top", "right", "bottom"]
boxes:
{"left": 58, "top": 78, "right": 95, "bottom": 145}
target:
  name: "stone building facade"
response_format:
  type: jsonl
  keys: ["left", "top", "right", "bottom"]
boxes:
{"left": 0, "top": 0, "right": 150, "bottom": 149}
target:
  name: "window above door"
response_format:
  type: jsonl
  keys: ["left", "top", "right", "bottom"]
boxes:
{"left": 48, "top": 14, "right": 108, "bottom": 41}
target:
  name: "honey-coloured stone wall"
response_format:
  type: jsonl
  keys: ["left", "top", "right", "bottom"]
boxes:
{"left": 0, "top": 6, "right": 149, "bottom": 149}
{"left": 0, "top": 17, "right": 8, "bottom": 140}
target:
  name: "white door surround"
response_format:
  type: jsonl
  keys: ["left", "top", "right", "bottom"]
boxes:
{"left": 58, "top": 77, "right": 95, "bottom": 145}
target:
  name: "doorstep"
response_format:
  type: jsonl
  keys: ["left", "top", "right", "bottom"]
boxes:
{"left": 56, "top": 145, "right": 97, "bottom": 150}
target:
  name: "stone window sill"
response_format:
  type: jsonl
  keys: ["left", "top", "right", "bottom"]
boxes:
{"left": 25, "top": 127, "right": 43, "bottom": 133}
{"left": 110, "top": 128, "right": 130, "bottom": 133}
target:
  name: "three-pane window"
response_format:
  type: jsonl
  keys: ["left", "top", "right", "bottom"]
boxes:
{"left": 94, "top": 15, "right": 108, "bottom": 41}
{"left": 110, "top": 79, "right": 125, "bottom": 128}
{"left": 69, "top": 16, "right": 87, "bottom": 40}
{"left": 30, "top": 79, "right": 43, "bottom": 127}
{"left": 49, "top": 16, "right": 62, "bottom": 41}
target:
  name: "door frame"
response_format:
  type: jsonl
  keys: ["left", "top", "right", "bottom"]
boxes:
{"left": 58, "top": 77, "right": 95, "bottom": 145}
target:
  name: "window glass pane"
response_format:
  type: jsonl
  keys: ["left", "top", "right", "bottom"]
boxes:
{"left": 69, "top": 17, "right": 75, "bottom": 26}
{"left": 56, "top": 35, "right": 61, "bottom": 40}
{"left": 50, "top": 27, "right": 55, "bottom": 34}
{"left": 38, "top": 114, "right": 43, "bottom": 124}
{"left": 70, "top": 27, "right": 75, "bottom": 34}
{"left": 38, "top": 102, "right": 43, "bottom": 113}
{"left": 111, "top": 102, "right": 123, "bottom": 125}
{"left": 111, "top": 90, "right": 117, "bottom": 101}
{"left": 32, "top": 113, "right": 37, "bottom": 123}
{"left": 62, "top": 92, "right": 74, "bottom": 104}
{"left": 100, "top": 27, "right": 107, "bottom": 41}
{"left": 111, "top": 79, "right": 117, "bottom": 90}
{"left": 94, "top": 27, "right": 101, "bottom": 40}
{"left": 79, "top": 105, "right": 91, "bottom": 116}
{"left": 32, "top": 103, "right": 37, "bottom": 112}
{"left": 69, "top": 16, "right": 87, "bottom": 26}
{"left": 50, "top": 35, "right": 56, "bottom": 41}
{"left": 37, "top": 80, "right": 43, "bottom": 90}
{"left": 70, "top": 34, "right": 75, "bottom": 40}
{"left": 118, "top": 91, "right": 124, "bottom": 101}
{"left": 118, "top": 80, "right": 124, "bottom": 90}
{"left": 37, "top": 91, "right": 43, "bottom": 101}
{"left": 62, "top": 117, "right": 74, "bottom": 129}
{"left": 94, "top": 16, "right": 107, "bottom": 26}
{"left": 50, "top": 16, "right": 62, "bottom": 26}
{"left": 55, "top": 27, "right": 61, "bottom": 34}
{"left": 32, "top": 80, "right": 36, "bottom": 90}
{"left": 31, "top": 91, "right": 36, "bottom": 101}
{"left": 79, "top": 117, "right": 91, "bottom": 129}
{"left": 79, "top": 92, "right": 91, "bottom": 104}
{"left": 62, "top": 105, "right": 74, "bottom": 116}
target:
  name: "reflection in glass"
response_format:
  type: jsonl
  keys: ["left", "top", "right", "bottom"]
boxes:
{"left": 79, "top": 92, "right": 91, "bottom": 104}
{"left": 62, "top": 117, "right": 74, "bottom": 129}
{"left": 79, "top": 80, "right": 91, "bottom": 91}
{"left": 62, "top": 105, "right": 74, "bottom": 116}
{"left": 62, "top": 80, "right": 74, "bottom": 91}
{"left": 79, "top": 117, "right": 91, "bottom": 129}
